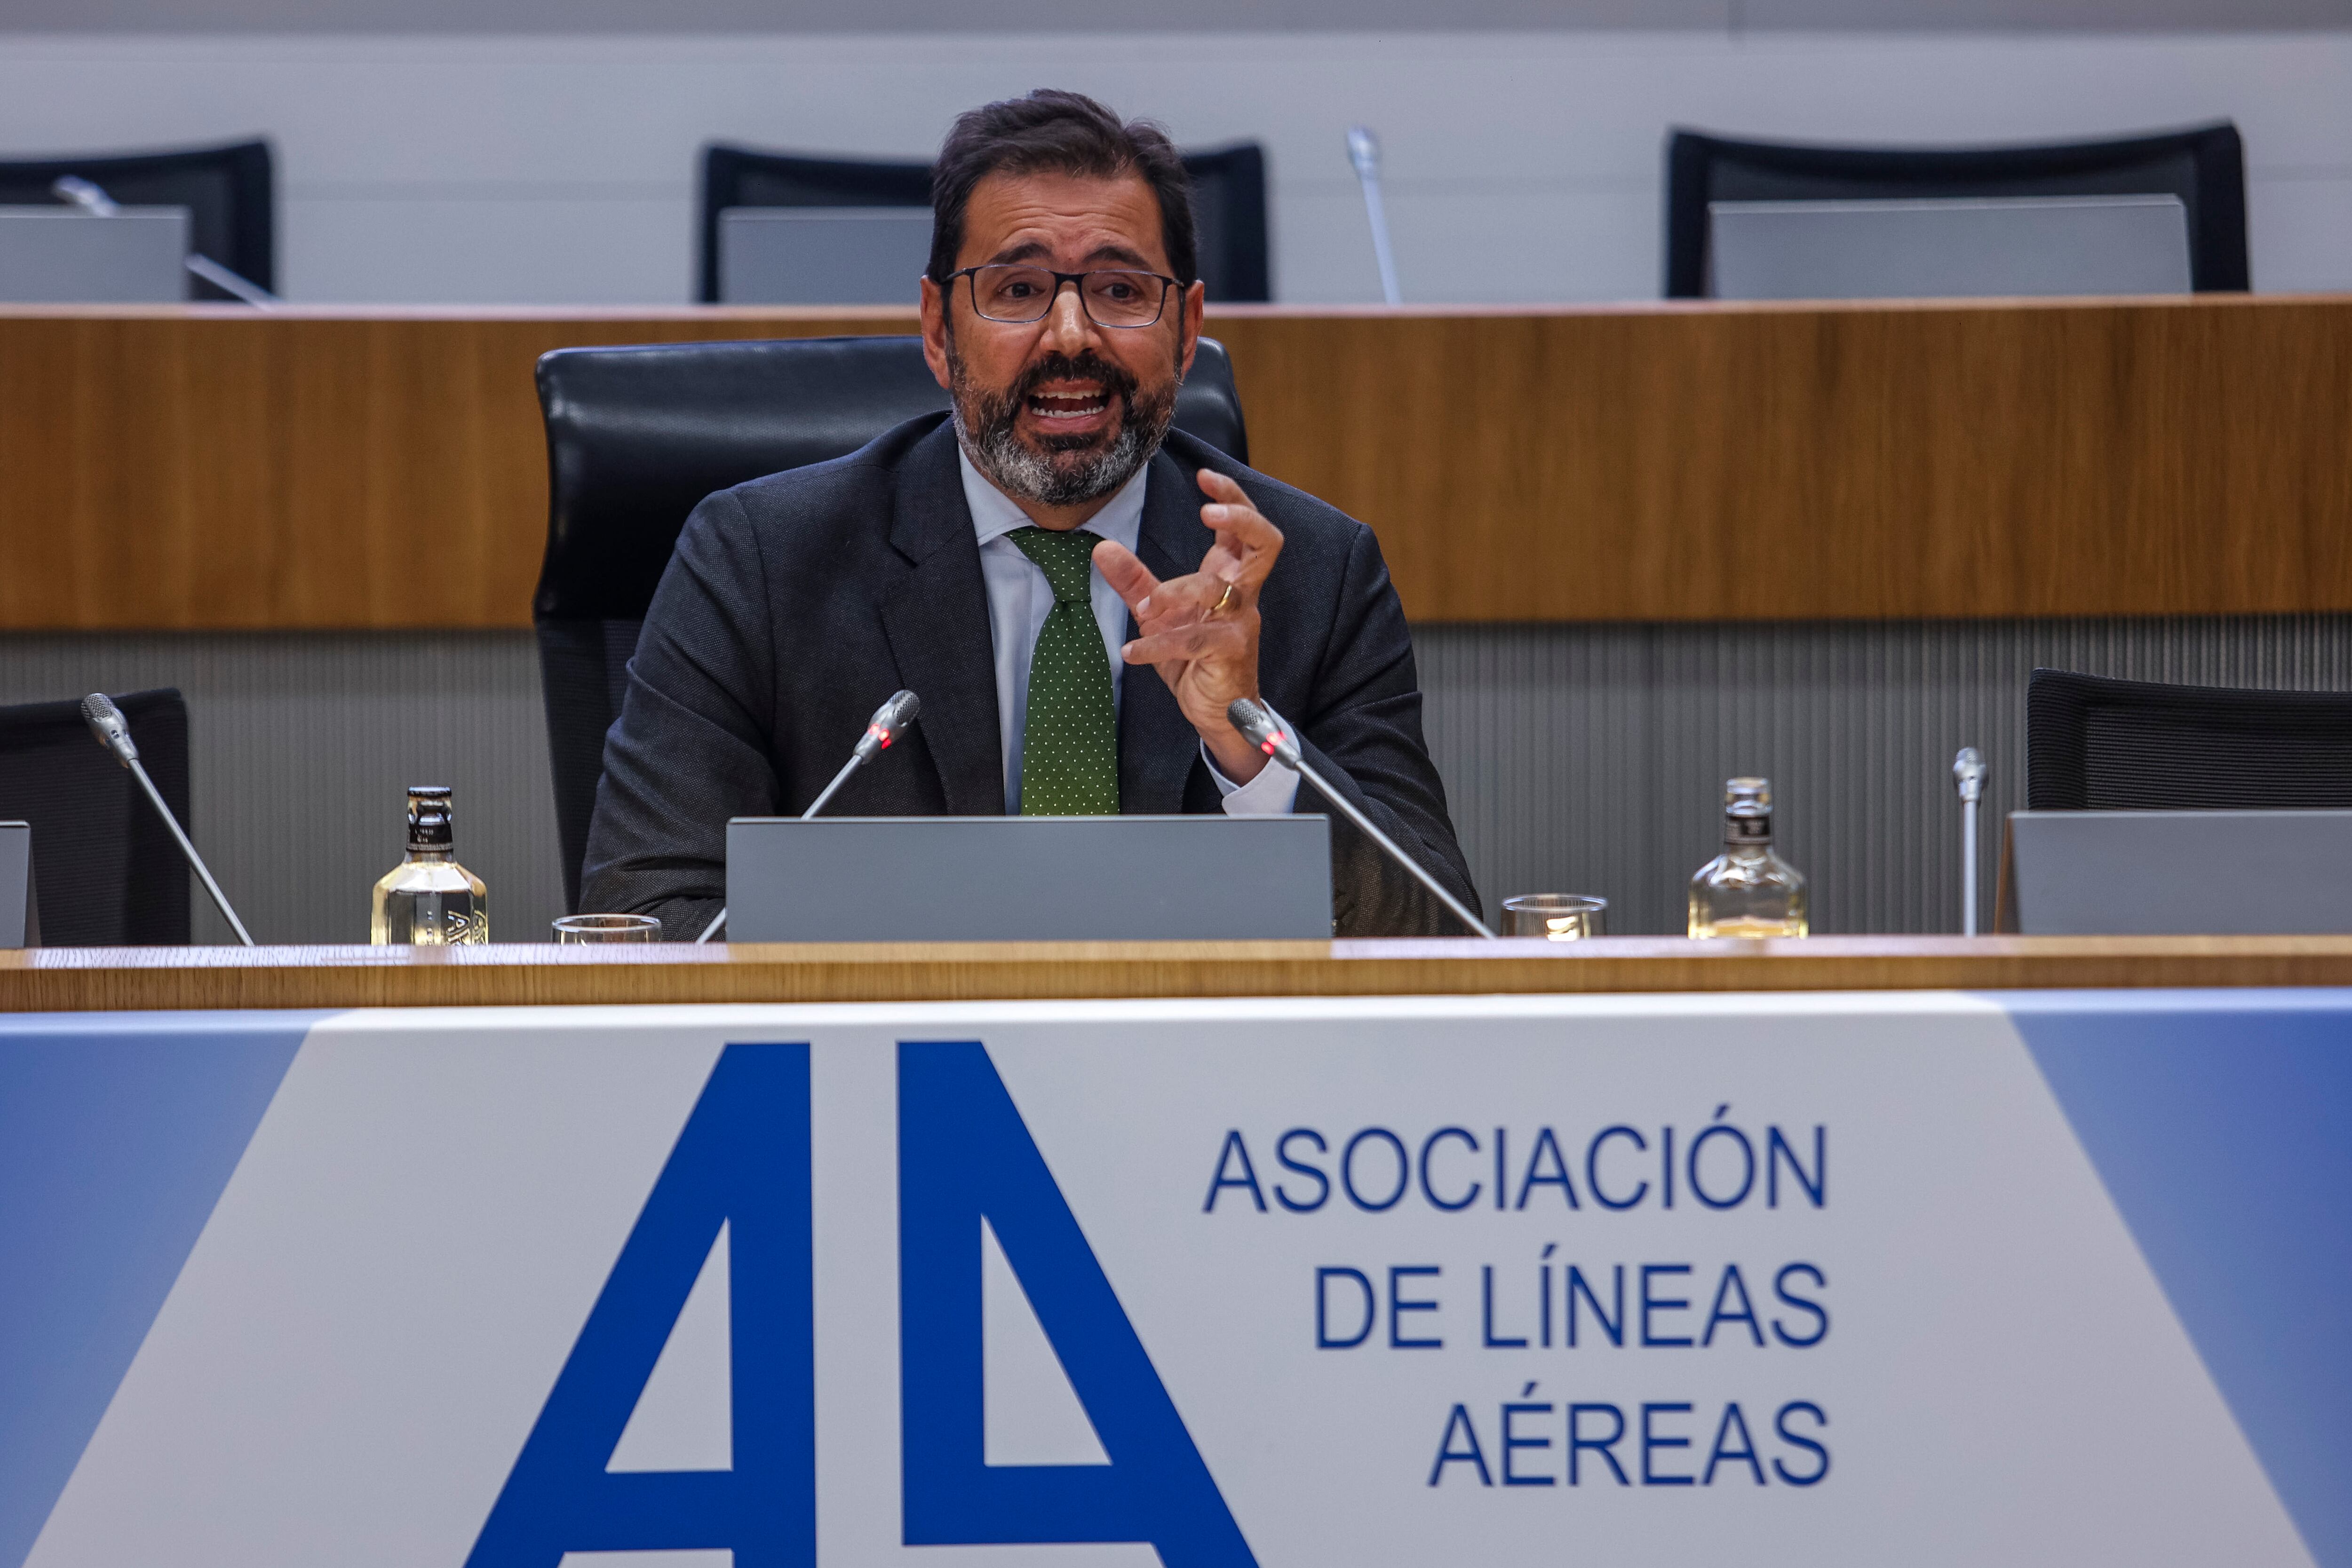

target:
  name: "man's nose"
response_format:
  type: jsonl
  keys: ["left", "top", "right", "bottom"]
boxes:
{"left": 1044, "top": 279, "right": 1098, "bottom": 355}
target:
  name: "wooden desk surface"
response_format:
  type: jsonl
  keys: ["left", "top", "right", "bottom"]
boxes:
{"left": 5, "top": 295, "right": 2349, "bottom": 631}
{"left": 6, "top": 934, "right": 2352, "bottom": 1012}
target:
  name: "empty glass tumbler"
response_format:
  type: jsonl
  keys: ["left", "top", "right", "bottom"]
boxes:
{"left": 552, "top": 914, "right": 661, "bottom": 944}
{"left": 1501, "top": 894, "right": 1608, "bottom": 940}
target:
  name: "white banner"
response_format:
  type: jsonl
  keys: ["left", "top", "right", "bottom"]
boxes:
{"left": 10, "top": 992, "right": 2336, "bottom": 1567}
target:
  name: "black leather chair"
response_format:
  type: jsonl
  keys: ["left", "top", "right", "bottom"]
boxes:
{"left": 1664, "top": 122, "right": 2248, "bottom": 298}
{"left": 2026, "top": 668, "right": 2352, "bottom": 811}
{"left": 697, "top": 142, "right": 1270, "bottom": 304}
{"left": 0, "top": 139, "right": 274, "bottom": 301}
{"left": 0, "top": 689, "right": 192, "bottom": 944}
{"left": 532, "top": 333, "right": 1251, "bottom": 911}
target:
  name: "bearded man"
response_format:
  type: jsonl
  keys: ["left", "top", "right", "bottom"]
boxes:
{"left": 581, "top": 89, "right": 1479, "bottom": 938}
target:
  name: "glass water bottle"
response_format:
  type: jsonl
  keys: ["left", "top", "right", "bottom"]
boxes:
{"left": 372, "top": 785, "right": 487, "bottom": 944}
{"left": 1688, "top": 776, "right": 1808, "bottom": 939}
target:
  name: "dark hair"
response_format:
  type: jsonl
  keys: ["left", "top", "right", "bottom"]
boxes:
{"left": 929, "top": 89, "right": 1197, "bottom": 288}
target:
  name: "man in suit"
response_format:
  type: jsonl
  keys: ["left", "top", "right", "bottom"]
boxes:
{"left": 583, "top": 88, "right": 1479, "bottom": 938}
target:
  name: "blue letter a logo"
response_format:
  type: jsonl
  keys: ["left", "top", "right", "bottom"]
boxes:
{"left": 467, "top": 1042, "right": 814, "bottom": 1568}
{"left": 898, "top": 1040, "right": 1258, "bottom": 1567}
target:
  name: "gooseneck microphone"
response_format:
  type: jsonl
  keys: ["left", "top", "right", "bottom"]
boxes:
{"left": 1953, "top": 746, "right": 1986, "bottom": 937}
{"left": 81, "top": 693, "right": 255, "bottom": 947}
{"left": 1345, "top": 127, "right": 1403, "bottom": 307}
{"left": 696, "top": 689, "right": 920, "bottom": 945}
{"left": 1227, "top": 698, "right": 1495, "bottom": 939}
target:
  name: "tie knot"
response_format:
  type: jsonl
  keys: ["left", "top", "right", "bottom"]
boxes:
{"left": 1010, "top": 527, "right": 1103, "bottom": 605}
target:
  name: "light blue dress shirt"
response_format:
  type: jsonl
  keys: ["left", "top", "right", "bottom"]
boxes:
{"left": 957, "top": 448, "right": 1301, "bottom": 817}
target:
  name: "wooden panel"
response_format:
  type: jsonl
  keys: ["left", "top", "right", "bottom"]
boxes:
{"left": 0, "top": 306, "right": 916, "bottom": 632}
{"left": 6, "top": 934, "right": 2352, "bottom": 1011}
{"left": 1208, "top": 297, "right": 2352, "bottom": 622}
{"left": 3, "top": 297, "right": 2350, "bottom": 629}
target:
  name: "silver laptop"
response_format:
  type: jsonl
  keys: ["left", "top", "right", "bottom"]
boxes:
{"left": 2010, "top": 809, "right": 2352, "bottom": 935}
{"left": 0, "top": 207, "right": 190, "bottom": 302}
{"left": 1708, "top": 194, "right": 2192, "bottom": 300}
{"left": 724, "top": 815, "right": 1332, "bottom": 942}
{"left": 716, "top": 206, "right": 933, "bottom": 306}
{"left": 0, "top": 822, "right": 34, "bottom": 948}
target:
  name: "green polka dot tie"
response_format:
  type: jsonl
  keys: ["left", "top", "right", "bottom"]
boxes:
{"left": 1009, "top": 526, "right": 1120, "bottom": 816}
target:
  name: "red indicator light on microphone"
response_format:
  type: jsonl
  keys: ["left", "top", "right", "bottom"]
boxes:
{"left": 1261, "top": 732, "right": 1285, "bottom": 754}
{"left": 867, "top": 724, "right": 891, "bottom": 749}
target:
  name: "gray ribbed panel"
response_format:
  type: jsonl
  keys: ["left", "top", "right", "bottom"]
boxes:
{"left": 7, "top": 618, "right": 2352, "bottom": 945}
{"left": 0, "top": 633, "right": 562, "bottom": 945}
{"left": 1417, "top": 616, "right": 2352, "bottom": 935}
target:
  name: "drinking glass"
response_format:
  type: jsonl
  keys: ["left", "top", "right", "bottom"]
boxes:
{"left": 552, "top": 913, "right": 661, "bottom": 944}
{"left": 1501, "top": 895, "right": 1607, "bottom": 940}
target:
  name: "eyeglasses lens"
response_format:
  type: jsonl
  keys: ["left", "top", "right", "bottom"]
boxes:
{"left": 971, "top": 266, "right": 1163, "bottom": 328}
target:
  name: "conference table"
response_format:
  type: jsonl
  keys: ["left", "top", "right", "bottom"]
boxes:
{"left": 2, "top": 934, "right": 2345, "bottom": 1566}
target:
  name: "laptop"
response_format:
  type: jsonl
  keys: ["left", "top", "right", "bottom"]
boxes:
{"left": 0, "top": 822, "right": 34, "bottom": 949}
{"left": 1708, "top": 194, "right": 2192, "bottom": 301}
{"left": 0, "top": 207, "right": 189, "bottom": 302}
{"left": 716, "top": 206, "right": 934, "bottom": 306}
{"left": 724, "top": 815, "right": 1333, "bottom": 942}
{"left": 2008, "top": 809, "right": 2352, "bottom": 935}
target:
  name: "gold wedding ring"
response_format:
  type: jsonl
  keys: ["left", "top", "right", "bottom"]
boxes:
{"left": 1212, "top": 582, "right": 1240, "bottom": 615}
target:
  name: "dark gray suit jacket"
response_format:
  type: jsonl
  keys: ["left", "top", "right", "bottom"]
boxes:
{"left": 580, "top": 414, "right": 1480, "bottom": 937}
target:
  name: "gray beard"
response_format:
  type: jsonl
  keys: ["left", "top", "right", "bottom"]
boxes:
{"left": 948, "top": 348, "right": 1177, "bottom": 509}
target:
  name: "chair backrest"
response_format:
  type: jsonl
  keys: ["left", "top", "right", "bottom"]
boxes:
{"left": 0, "top": 689, "right": 192, "bottom": 944}
{"left": 2026, "top": 668, "right": 2352, "bottom": 811}
{"left": 697, "top": 141, "right": 1271, "bottom": 304}
{"left": 1664, "top": 122, "right": 2246, "bottom": 298}
{"left": 0, "top": 139, "right": 273, "bottom": 299}
{"left": 531, "top": 333, "right": 1251, "bottom": 911}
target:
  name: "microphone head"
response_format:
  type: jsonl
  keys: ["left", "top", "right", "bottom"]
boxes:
{"left": 855, "top": 689, "right": 921, "bottom": 759}
{"left": 1346, "top": 126, "right": 1382, "bottom": 177}
{"left": 1953, "top": 746, "right": 1986, "bottom": 801}
{"left": 52, "top": 175, "right": 119, "bottom": 216}
{"left": 1226, "top": 698, "right": 1301, "bottom": 768}
{"left": 875, "top": 689, "right": 920, "bottom": 734}
{"left": 81, "top": 692, "right": 138, "bottom": 766}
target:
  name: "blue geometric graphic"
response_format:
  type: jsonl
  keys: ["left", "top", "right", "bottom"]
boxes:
{"left": 898, "top": 1039, "right": 1258, "bottom": 1567}
{"left": 466, "top": 1042, "right": 814, "bottom": 1568}
{"left": 2007, "top": 990, "right": 2352, "bottom": 1568}
{"left": 0, "top": 1010, "right": 315, "bottom": 1568}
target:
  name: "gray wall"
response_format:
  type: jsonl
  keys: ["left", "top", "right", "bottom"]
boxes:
{"left": 1419, "top": 615, "right": 2352, "bottom": 935}
{"left": 2, "top": 29, "right": 2347, "bottom": 303}
{"left": 0, "top": 634, "right": 564, "bottom": 946}
{"left": 8, "top": 616, "right": 2352, "bottom": 944}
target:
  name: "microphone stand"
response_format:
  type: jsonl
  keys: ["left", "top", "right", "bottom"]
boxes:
{"left": 1229, "top": 699, "right": 1495, "bottom": 939}
{"left": 81, "top": 693, "right": 254, "bottom": 946}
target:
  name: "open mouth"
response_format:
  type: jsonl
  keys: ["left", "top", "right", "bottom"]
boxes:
{"left": 1025, "top": 382, "right": 1112, "bottom": 423}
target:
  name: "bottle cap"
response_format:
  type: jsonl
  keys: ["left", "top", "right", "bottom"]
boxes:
{"left": 407, "top": 786, "right": 454, "bottom": 850}
{"left": 1724, "top": 776, "right": 1772, "bottom": 839}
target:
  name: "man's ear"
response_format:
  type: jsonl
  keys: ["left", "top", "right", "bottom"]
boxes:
{"left": 1176, "top": 279, "right": 1206, "bottom": 380}
{"left": 920, "top": 276, "right": 954, "bottom": 391}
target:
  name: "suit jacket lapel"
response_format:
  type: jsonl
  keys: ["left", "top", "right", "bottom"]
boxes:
{"left": 1119, "top": 450, "right": 1217, "bottom": 814}
{"left": 879, "top": 425, "right": 1005, "bottom": 815}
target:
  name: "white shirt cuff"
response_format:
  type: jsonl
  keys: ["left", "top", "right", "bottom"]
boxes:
{"left": 1202, "top": 713, "right": 1303, "bottom": 816}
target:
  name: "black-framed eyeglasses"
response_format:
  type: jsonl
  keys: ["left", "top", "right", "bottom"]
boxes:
{"left": 944, "top": 264, "right": 1179, "bottom": 329}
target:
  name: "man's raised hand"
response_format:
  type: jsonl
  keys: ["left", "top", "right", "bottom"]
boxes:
{"left": 1090, "top": 468, "right": 1286, "bottom": 783}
